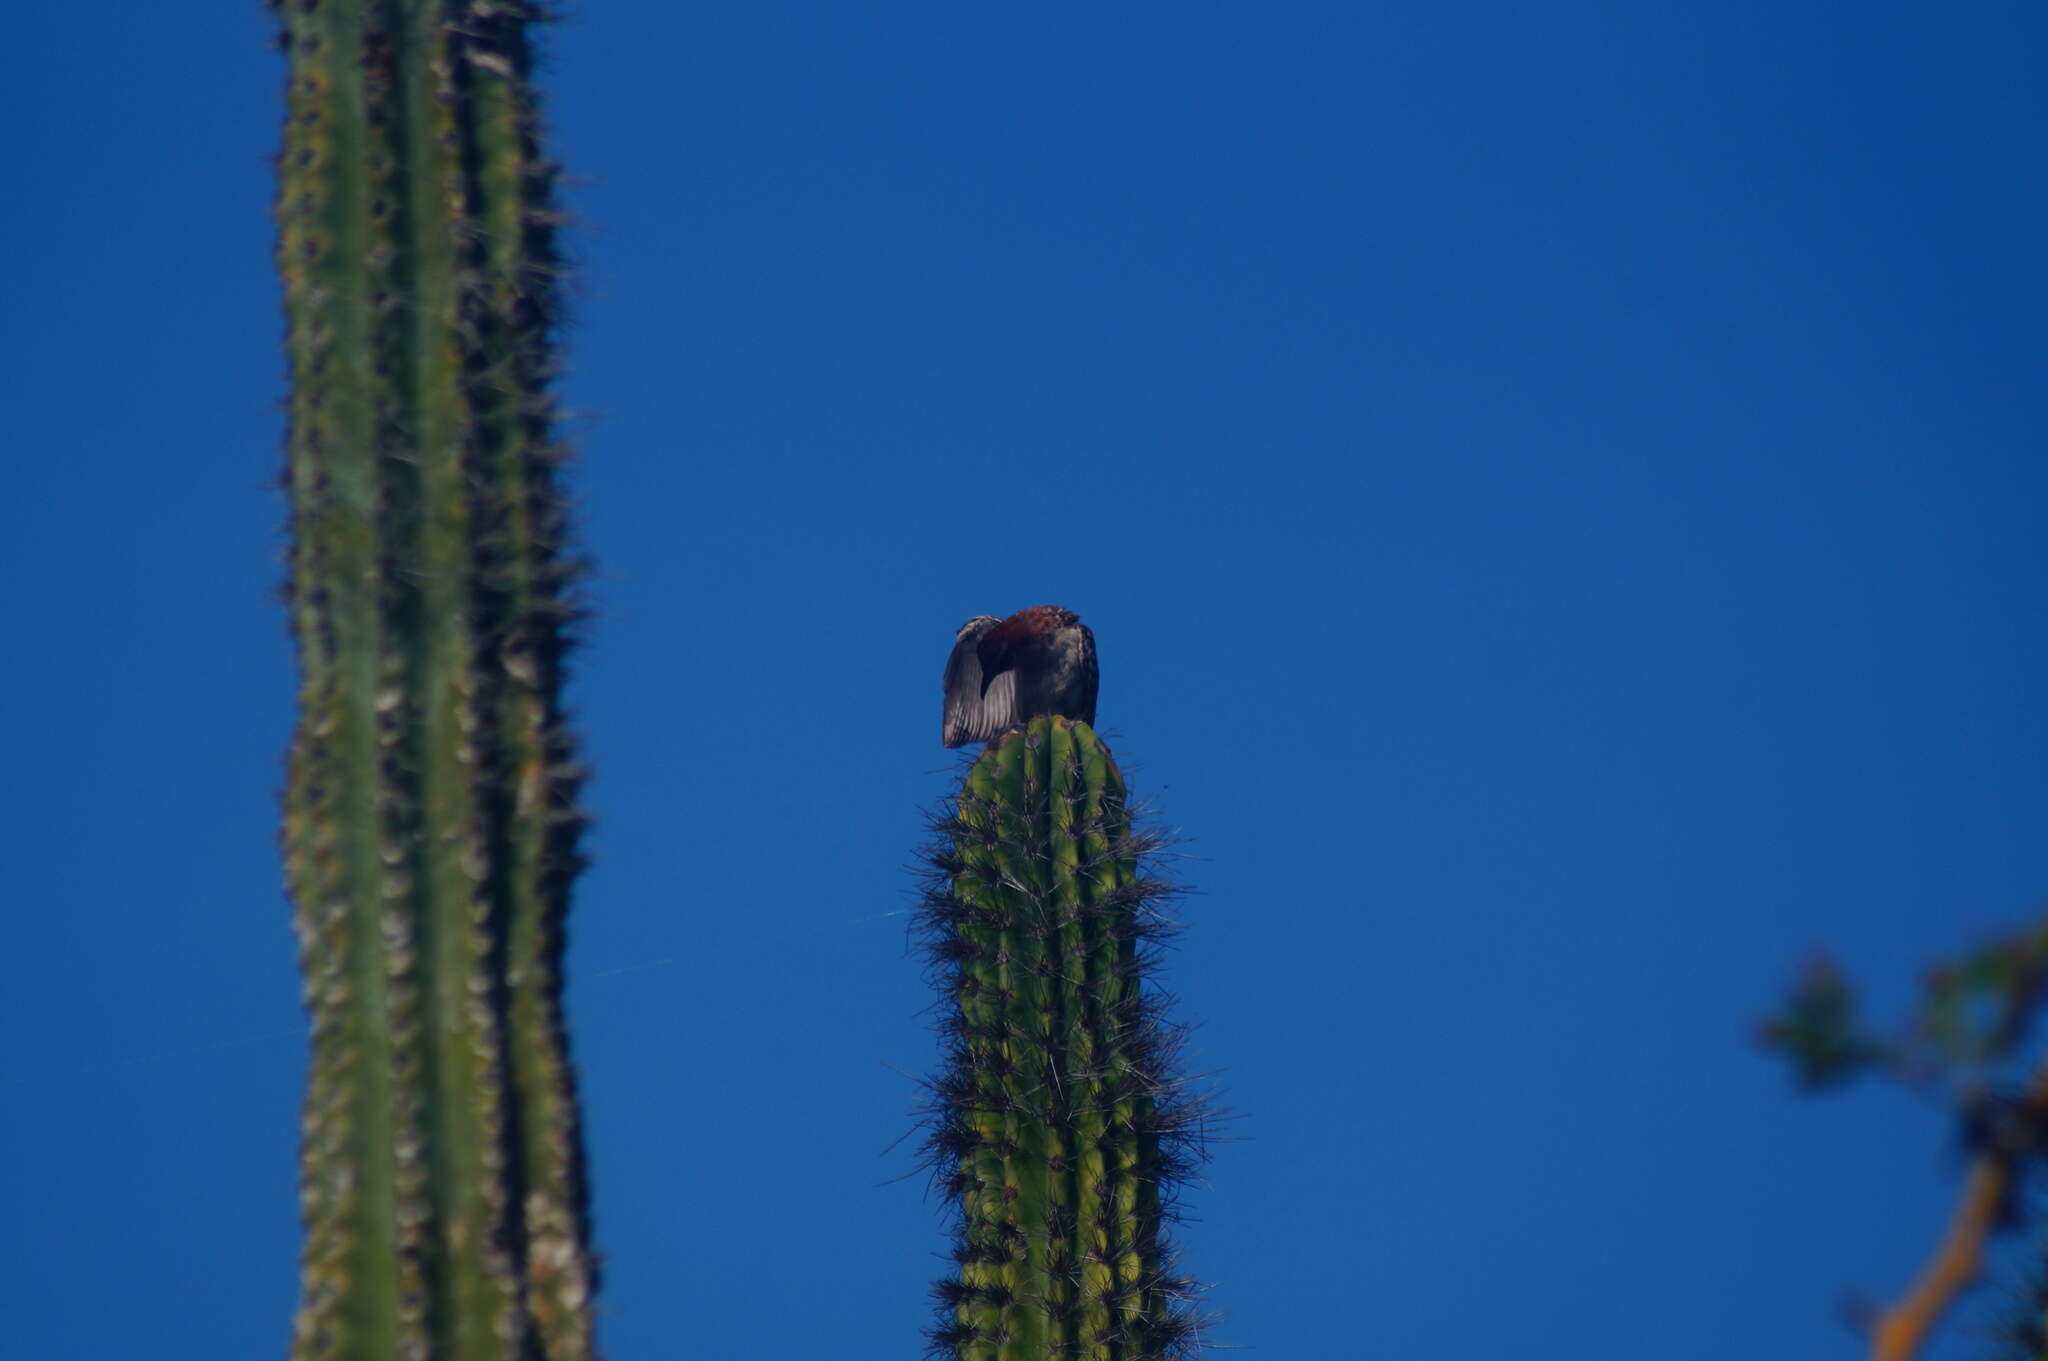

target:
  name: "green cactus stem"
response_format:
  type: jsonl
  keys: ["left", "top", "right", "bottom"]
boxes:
{"left": 273, "top": 3, "right": 596, "bottom": 1358}
{"left": 919, "top": 717, "right": 1208, "bottom": 1360}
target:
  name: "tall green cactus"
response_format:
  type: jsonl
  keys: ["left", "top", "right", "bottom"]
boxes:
{"left": 919, "top": 717, "right": 1207, "bottom": 1360}
{"left": 272, "top": 3, "right": 597, "bottom": 1358}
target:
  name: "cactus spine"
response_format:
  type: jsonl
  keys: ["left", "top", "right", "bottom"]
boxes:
{"left": 921, "top": 718, "right": 1204, "bottom": 1360}
{"left": 273, "top": 3, "right": 595, "bottom": 1358}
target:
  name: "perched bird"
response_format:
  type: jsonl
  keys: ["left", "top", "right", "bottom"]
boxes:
{"left": 941, "top": 605, "right": 1099, "bottom": 747}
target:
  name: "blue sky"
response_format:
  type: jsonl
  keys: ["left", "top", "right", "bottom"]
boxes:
{"left": 3, "top": 3, "right": 2044, "bottom": 1358}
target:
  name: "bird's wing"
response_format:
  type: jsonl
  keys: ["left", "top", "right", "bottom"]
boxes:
{"left": 945, "top": 663, "right": 1019, "bottom": 747}
{"left": 942, "top": 617, "right": 1001, "bottom": 747}
{"left": 971, "top": 668, "right": 1019, "bottom": 743}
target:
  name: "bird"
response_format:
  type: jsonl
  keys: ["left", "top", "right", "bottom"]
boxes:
{"left": 941, "top": 605, "right": 1099, "bottom": 747}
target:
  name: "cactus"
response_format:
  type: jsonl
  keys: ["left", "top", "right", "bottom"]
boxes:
{"left": 272, "top": 3, "right": 596, "bottom": 1358}
{"left": 918, "top": 717, "right": 1208, "bottom": 1360}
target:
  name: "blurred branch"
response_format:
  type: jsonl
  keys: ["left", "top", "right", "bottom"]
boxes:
{"left": 1867, "top": 1095, "right": 2031, "bottom": 1361}
{"left": 1763, "top": 908, "right": 2048, "bottom": 1361}
{"left": 1761, "top": 921, "right": 2048, "bottom": 1095}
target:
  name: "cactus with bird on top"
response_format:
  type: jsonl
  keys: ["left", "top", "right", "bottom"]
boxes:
{"left": 917, "top": 715, "right": 1208, "bottom": 1360}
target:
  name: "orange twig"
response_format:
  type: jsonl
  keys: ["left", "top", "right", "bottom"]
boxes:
{"left": 1867, "top": 1064, "right": 2048, "bottom": 1361}
{"left": 1869, "top": 1156, "right": 2013, "bottom": 1361}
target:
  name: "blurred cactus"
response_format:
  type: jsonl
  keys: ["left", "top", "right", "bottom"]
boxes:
{"left": 272, "top": 3, "right": 596, "bottom": 1358}
{"left": 918, "top": 717, "right": 1208, "bottom": 1360}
